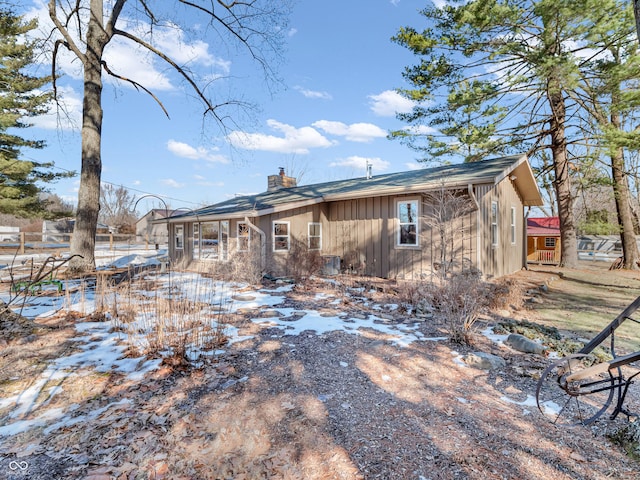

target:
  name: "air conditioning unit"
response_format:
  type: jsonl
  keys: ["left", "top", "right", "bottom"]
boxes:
{"left": 321, "top": 255, "right": 340, "bottom": 276}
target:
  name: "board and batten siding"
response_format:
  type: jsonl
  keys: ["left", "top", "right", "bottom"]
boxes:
{"left": 173, "top": 176, "right": 527, "bottom": 279}
{"left": 257, "top": 204, "right": 329, "bottom": 275}
{"left": 324, "top": 194, "right": 477, "bottom": 279}
{"left": 475, "top": 178, "right": 526, "bottom": 278}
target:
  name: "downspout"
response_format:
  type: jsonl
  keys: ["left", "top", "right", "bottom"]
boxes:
{"left": 523, "top": 208, "right": 530, "bottom": 270}
{"left": 468, "top": 184, "right": 481, "bottom": 273}
{"left": 245, "top": 216, "right": 266, "bottom": 272}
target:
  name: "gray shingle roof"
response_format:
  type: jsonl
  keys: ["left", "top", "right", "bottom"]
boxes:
{"left": 170, "top": 154, "right": 534, "bottom": 221}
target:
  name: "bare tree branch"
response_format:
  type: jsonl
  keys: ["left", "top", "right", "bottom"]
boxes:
{"left": 48, "top": 0, "right": 86, "bottom": 64}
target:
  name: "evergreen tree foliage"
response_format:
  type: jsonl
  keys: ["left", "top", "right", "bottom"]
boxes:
{"left": 0, "top": 9, "right": 71, "bottom": 218}
{"left": 391, "top": 0, "right": 586, "bottom": 267}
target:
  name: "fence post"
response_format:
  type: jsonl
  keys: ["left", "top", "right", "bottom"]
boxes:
{"left": 19, "top": 232, "right": 25, "bottom": 254}
{"left": 109, "top": 233, "right": 114, "bottom": 251}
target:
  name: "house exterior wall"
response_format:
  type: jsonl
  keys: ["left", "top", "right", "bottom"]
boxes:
{"left": 169, "top": 177, "right": 528, "bottom": 279}
{"left": 320, "top": 193, "right": 478, "bottom": 279}
{"left": 475, "top": 178, "right": 526, "bottom": 278}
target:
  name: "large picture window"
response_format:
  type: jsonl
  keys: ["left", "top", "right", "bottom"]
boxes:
{"left": 397, "top": 200, "right": 419, "bottom": 246}
{"left": 237, "top": 222, "right": 250, "bottom": 251}
{"left": 201, "top": 222, "right": 220, "bottom": 259}
{"left": 273, "top": 221, "right": 290, "bottom": 251}
{"left": 308, "top": 223, "right": 321, "bottom": 250}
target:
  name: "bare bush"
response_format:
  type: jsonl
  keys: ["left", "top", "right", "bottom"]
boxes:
{"left": 396, "top": 270, "right": 489, "bottom": 344}
{"left": 201, "top": 250, "right": 263, "bottom": 285}
{"left": 487, "top": 278, "right": 525, "bottom": 311}
{"left": 285, "top": 237, "right": 324, "bottom": 284}
{"left": 103, "top": 267, "right": 231, "bottom": 367}
{"left": 426, "top": 271, "right": 487, "bottom": 344}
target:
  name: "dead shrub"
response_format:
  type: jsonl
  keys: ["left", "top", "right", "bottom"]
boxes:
{"left": 427, "top": 271, "right": 487, "bottom": 344}
{"left": 105, "top": 271, "right": 231, "bottom": 367}
{"left": 396, "top": 270, "right": 489, "bottom": 344}
{"left": 202, "top": 250, "right": 263, "bottom": 285}
{"left": 487, "top": 278, "right": 525, "bottom": 311}
{"left": 285, "top": 237, "right": 324, "bottom": 284}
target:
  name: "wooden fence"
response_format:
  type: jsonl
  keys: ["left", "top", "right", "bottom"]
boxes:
{"left": 0, "top": 231, "right": 168, "bottom": 255}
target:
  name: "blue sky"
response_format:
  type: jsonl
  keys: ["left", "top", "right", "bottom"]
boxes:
{"left": 20, "top": 0, "right": 438, "bottom": 213}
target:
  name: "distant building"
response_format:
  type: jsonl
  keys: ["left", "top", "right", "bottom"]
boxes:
{"left": 42, "top": 218, "right": 110, "bottom": 242}
{"left": 136, "top": 209, "right": 176, "bottom": 246}
{"left": 527, "top": 217, "right": 561, "bottom": 265}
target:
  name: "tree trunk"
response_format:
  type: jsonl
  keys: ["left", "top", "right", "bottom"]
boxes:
{"left": 69, "top": 0, "right": 106, "bottom": 272}
{"left": 634, "top": 0, "right": 640, "bottom": 45}
{"left": 610, "top": 106, "right": 639, "bottom": 269}
{"left": 547, "top": 79, "right": 579, "bottom": 268}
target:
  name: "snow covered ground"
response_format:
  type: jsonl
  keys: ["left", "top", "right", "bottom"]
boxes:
{"left": 0, "top": 249, "right": 453, "bottom": 439}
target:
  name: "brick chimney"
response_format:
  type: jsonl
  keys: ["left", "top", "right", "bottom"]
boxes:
{"left": 267, "top": 167, "right": 297, "bottom": 191}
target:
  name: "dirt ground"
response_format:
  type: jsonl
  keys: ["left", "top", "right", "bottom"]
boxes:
{"left": 2, "top": 263, "right": 640, "bottom": 479}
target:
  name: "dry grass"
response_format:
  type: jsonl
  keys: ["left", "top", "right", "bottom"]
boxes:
{"left": 96, "top": 267, "right": 231, "bottom": 366}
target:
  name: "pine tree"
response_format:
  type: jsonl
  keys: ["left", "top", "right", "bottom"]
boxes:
{"left": 0, "top": 9, "right": 71, "bottom": 218}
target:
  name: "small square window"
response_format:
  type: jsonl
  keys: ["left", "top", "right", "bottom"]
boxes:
{"left": 545, "top": 237, "right": 556, "bottom": 248}
{"left": 273, "top": 221, "right": 290, "bottom": 251}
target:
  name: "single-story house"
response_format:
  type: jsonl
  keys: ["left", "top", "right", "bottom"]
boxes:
{"left": 165, "top": 155, "right": 543, "bottom": 279}
{"left": 43, "top": 218, "right": 111, "bottom": 242}
{"left": 527, "top": 217, "right": 561, "bottom": 265}
{"left": 136, "top": 209, "right": 178, "bottom": 245}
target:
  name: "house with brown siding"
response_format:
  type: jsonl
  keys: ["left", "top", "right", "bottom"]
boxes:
{"left": 165, "top": 155, "right": 543, "bottom": 279}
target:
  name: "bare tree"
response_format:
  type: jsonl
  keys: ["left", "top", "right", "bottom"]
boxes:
{"left": 47, "top": 0, "right": 291, "bottom": 271}
{"left": 422, "top": 185, "right": 475, "bottom": 281}
{"left": 99, "top": 183, "right": 136, "bottom": 232}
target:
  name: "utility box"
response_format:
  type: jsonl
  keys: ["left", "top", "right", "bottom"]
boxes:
{"left": 321, "top": 255, "right": 340, "bottom": 276}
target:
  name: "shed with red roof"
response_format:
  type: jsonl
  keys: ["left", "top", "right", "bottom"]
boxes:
{"left": 527, "top": 217, "right": 561, "bottom": 264}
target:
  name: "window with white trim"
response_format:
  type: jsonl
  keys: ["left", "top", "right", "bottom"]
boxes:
{"left": 175, "top": 225, "right": 184, "bottom": 250}
{"left": 201, "top": 222, "right": 220, "bottom": 259}
{"left": 193, "top": 223, "right": 200, "bottom": 257}
{"left": 397, "top": 199, "right": 419, "bottom": 246}
{"left": 308, "top": 222, "right": 322, "bottom": 250}
{"left": 237, "top": 222, "right": 250, "bottom": 251}
{"left": 220, "top": 221, "right": 229, "bottom": 260}
{"left": 510, "top": 207, "right": 516, "bottom": 245}
{"left": 545, "top": 237, "right": 556, "bottom": 248}
{"left": 273, "top": 221, "right": 290, "bottom": 251}
{"left": 491, "top": 202, "right": 498, "bottom": 247}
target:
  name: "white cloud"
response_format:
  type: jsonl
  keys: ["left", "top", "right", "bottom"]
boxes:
{"left": 288, "top": 28, "right": 298, "bottom": 37}
{"left": 402, "top": 125, "right": 438, "bottom": 135}
{"left": 404, "top": 162, "right": 423, "bottom": 171}
{"left": 295, "top": 86, "right": 332, "bottom": 100}
{"left": 193, "top": 174, "right": 224, "bottom": 187}
{"left": 227, "top": 120, "right": 334, "bottom": 154}
{"left": 431, "top": 0, "right": 451, "bottom": 8}
{"left": 132, "top": 180, "right": 141, "bottom": 186}
{"left": 368, "top": 90, "right": 415, "bottom": 117}
{"left": 30, "top": 85, "right": 82, "bottom": 131}
{"left": 312, "top": 120, "right": 386, "bottom": 143}
{"left": 167, "top": 140, "right": 229, "bottom": 164}
{"left": 25, "top": 2, "right": 228, "bottom": 92}
{"left": 330, "top": 155, "right": 390, "bottom": 172}
{"left": 161, "top": 179, "right": 185, "bottom": 188}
